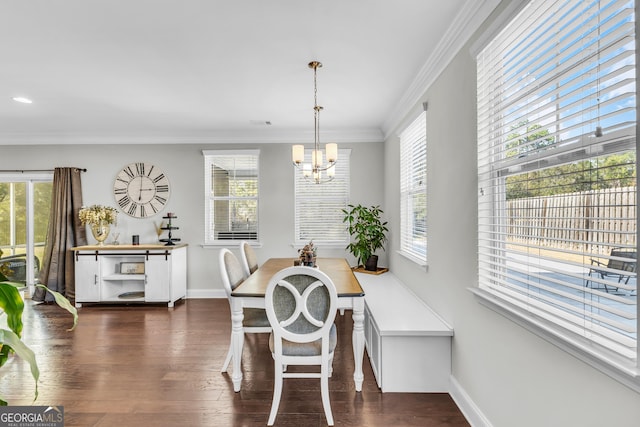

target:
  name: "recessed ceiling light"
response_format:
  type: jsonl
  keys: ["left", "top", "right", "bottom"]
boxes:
{"left": 12, "top": 97, "right": 33, "bottom": 104}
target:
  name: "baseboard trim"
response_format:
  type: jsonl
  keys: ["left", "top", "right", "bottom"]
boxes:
{"left": 449, "top": 375, "right": 493, "bottom": 427}
{"left": 185, "top": 289, "right": 226, "bottom": 299}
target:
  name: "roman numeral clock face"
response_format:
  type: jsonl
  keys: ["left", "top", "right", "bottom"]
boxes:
{"left": 113, "top": 162, "right": 170, "bottom": 218}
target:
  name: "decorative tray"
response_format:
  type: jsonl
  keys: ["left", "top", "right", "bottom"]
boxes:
{"left": 352, "top": 266, "right": 389, "bottom": 275}
{"left": 118, "top": 291, "right": 145, "bottom": 299}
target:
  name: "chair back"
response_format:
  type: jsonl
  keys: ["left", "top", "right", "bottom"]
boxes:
{"left": 608, "top": 248, "right": 637, "bottom": 272}
{"left": 240, "top": 241, "right": 259, "bottom": 277}
{"left": 0, "top": 254, "right": 40, "bottom": 282}
{"left": 265, "top": 266, "right": 337, "bottom": 346}
{"left": 219, "top": 248, "right": 245, "bottom": 300}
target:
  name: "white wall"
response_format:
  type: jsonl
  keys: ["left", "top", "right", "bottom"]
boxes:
{"left": 0, "top": 141, "right": 384, "bottom": 297}
{"left": 383, "top": 2, "right": 640, "bottom": 426}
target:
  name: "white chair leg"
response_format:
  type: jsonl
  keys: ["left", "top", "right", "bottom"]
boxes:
{"left": 221, "top": 342, "right": 233, "bottom": 373}
{"left": 268, "top": 361, "right": 284, "bottom": 426}
{"left": 321, "top": 363, "right": 334, "bottom": 426}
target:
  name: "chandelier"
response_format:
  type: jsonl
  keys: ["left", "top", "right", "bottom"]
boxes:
{"left": 292, "top": 61, "right": 337, "bottom": 184}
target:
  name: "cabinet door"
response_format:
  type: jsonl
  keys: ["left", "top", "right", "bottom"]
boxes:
{"left": 75, "top": 254, "right": 100, "bottom": 302}
{"left": 144, "top": 255, "right": 170, "bottom": 302}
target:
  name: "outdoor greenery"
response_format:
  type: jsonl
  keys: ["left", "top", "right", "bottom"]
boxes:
{"left": 504, "top": 122, "right": 636, "bottom": 199}
{"left": 0, "top": 182, "right": 52, "bottom": 252}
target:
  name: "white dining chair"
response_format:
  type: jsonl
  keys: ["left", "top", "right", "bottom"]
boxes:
{"left": 265, "top": 266, "right": 338, "bottom": 426}
{"left": 239, "top": 240, "right": 259, "bottom": 278}
{"left": 218, "top": 248, "right": 271, "bottom": 373}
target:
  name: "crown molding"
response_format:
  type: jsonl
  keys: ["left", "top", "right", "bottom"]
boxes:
{"left": 381, "top": 0, "right": 502, "bottom": 139}
{"left": 0, "top": 127, "right": 384, "bottom": 146}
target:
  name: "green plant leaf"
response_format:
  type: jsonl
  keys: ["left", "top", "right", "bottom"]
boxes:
{"left": 35, "top": 285, "right": 78, "bottom": 331}
{"left": 0, "top": 283, "right": 24, "bottom": 337}
{"left": 0, "top": 282, "right": 77, "bottom": 406}
{"left": 0, "top": 328, "right": 39, "bottom": 403}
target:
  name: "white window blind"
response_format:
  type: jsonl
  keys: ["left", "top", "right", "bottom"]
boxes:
{"left": 400, "top": 111, "right": 427, "bottom": 264}
{"left": 295, "top": 149, "right": 350, "bottom": 245}
{"left": 477, "top": 0, "right": 637, "bottom": 364}
{"left": 203, "top": 150, "right": 259, "bottom": 245}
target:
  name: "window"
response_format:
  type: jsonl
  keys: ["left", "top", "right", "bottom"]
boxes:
{"left": 0, "top": 173, "right": 53, "bottom": 285}
{"left": 400, "top": 111, "right": 427, "bottom": 265}
{"left": 203, "top": 150, "right": 259, "bottom": 245}
{"left": 295, "top": 149, "right": 350, "bottom": 245}
{"left": 476, "top": 0, "right": 637, "bottom": 384}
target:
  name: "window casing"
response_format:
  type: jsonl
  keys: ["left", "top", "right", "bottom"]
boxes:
{"left": 476, "top": 0, "right": 637, "bottom": 385}
{"left": 204, "top": 150, "right": 259, "bottom": 245}
{"left": 400, "top": 111, "right": 427, "bottom": 265}
{"left": 294, "top": 149, "right": 350, "bottom": 246}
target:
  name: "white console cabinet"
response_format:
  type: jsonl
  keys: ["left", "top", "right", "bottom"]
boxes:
{"left": 72, "top": 244, "right": 187, "bottom": 308}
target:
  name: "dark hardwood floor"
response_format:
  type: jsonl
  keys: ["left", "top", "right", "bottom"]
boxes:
{"left": 1, "top": 298, "right": 469, "bottom": 427}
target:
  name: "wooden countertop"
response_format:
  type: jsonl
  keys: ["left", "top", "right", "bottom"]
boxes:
{"left": 71, "top": 243, "right": 188, "bottom": 251}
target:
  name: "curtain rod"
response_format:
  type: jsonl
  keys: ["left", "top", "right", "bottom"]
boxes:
{"left": 0, "top": 168, "right": 87, "bottom": 173}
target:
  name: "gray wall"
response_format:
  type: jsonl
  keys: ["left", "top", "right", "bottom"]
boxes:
{"left": 0, "top": 142, "right": 384, "bottom": 297}
{"left": 383, "top": 2, "right": 640, "bottom": 426}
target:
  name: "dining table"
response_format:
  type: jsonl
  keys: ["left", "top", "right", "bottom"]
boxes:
{"left": 229, "top": 257, "right": 366, "bottom": 392}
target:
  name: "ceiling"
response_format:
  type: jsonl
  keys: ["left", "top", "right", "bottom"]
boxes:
{"left": 0, "top": 0, "right": 496, "bottom": 145}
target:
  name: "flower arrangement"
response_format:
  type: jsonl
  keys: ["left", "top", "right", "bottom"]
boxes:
{"left": 298, "top": 240, "right": 317, "bottom": 266}
{"left": 78, "top": 205, "right": 118, "bottom": 226}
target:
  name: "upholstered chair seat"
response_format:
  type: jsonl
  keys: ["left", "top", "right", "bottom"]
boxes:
{"left": 269, "top": 323, "right": 337, "bottom": 356}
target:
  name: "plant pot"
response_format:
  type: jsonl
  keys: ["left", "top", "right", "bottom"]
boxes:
{"left": 364, "top": 255, "right": 378, "bottom": 271}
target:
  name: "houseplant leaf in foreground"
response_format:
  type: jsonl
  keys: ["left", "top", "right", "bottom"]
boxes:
{"left": 0, "top": 328, "right": 39, "bottom": 405}
{"left": 36, "top": 284, "right": 78, "bottom": 331}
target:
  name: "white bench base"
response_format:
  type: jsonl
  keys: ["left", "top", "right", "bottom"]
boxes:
{"left": 355, "top": 271, "right": 453, "bottom": 393}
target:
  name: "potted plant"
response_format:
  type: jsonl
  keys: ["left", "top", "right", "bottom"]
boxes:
{"left": 342, "top": 204, "right": 388, "bottom": 271}
{"left": 0, "top": 249, "right": 78, "bottom": 405}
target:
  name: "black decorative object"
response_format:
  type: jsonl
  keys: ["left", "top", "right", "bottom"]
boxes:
{"left": 159, "top": 213, "right": 181, "bottom": 246}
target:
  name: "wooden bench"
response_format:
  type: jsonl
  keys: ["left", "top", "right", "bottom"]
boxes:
{"left": 355, "top": 271, "right": 453, "bottom": 392}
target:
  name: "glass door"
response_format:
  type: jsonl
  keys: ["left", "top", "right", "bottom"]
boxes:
{"left": 0, "top": 173, "right": 53, "bottom": 286}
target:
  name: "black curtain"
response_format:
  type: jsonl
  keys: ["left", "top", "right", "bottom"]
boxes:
{"left": 33, "top": 167, "right": 87, "bottom": 302}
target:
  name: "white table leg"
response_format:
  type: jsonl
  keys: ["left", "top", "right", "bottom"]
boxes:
{"left": 230, "top": 297, "right": 245, "bottom": 392}
{"left": 351, "top": 297, "right": 365, "bottom": 392}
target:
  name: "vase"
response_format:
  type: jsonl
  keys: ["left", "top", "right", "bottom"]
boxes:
{"left": 90, "top": 222, "right": 110, "bottom": 246}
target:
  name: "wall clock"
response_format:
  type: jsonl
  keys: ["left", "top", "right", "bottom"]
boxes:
{"left": 113, "top": 162, "right": 170, "bottom": 218}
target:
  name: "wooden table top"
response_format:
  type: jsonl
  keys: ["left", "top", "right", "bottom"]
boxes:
{"left": 232, "top": 257, "right": 364, "bottom": 297}
{"left": 71, "top": 243, "right": 188, "bottom": 251}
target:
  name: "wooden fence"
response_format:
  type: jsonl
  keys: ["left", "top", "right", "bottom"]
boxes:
{"left": 507, "top": 186, "right": 637, "bottom": 253}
